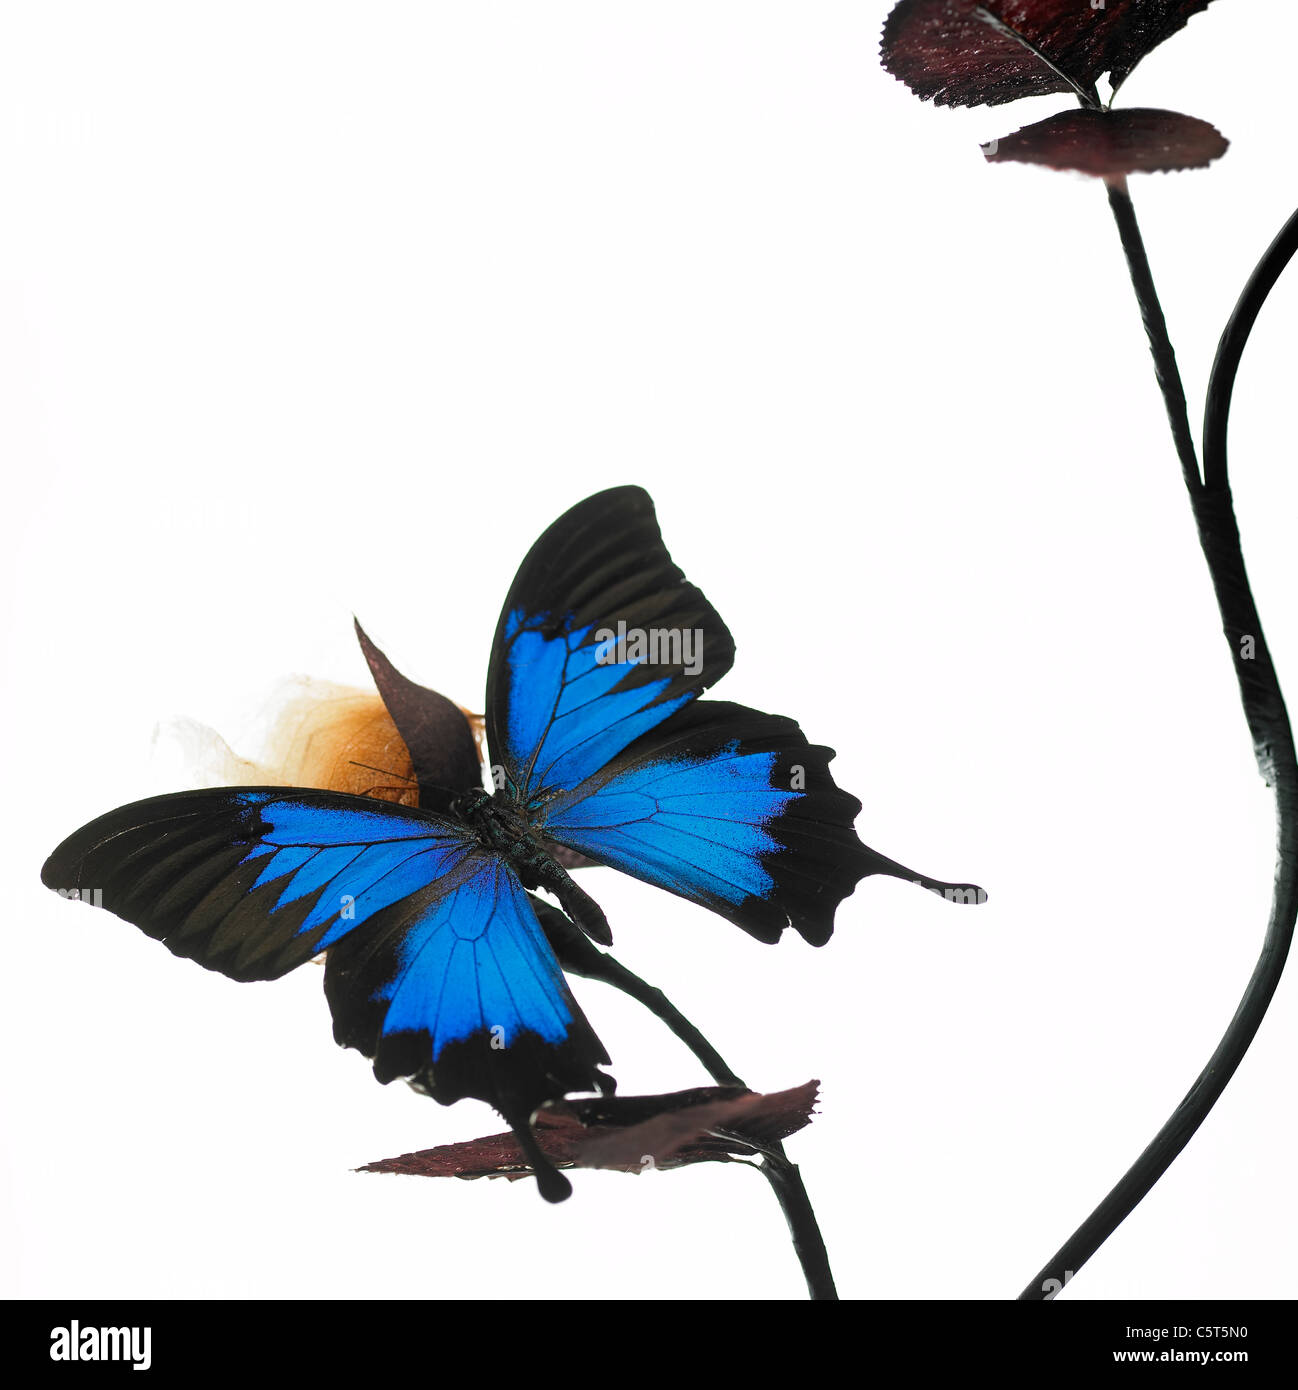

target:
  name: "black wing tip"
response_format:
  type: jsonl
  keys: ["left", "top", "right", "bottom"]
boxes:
{"left": 40, "top": 851, "right": 69, "bottom": 891}
{"left": 42, "top": 816, "right": 107, "bottom": 892}
{"left": 935, "top": 882, "right": 988, "bottom": 906}
{"left": 580, "top": 483, "right": 653, "bottom": 511}
{"left": 42, "top": 819, "right": 123, "bottom": 895}
{"left": 881, "top": 866, "right": 988, "bottom": 906}
{"left": 541, "top": 485, "right": 656, "bottom": 538}
{"left": 854, "top": 842, "right": 986, "bottom": 906}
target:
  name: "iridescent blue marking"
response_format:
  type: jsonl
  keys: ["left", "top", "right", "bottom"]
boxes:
{"left": 303, "top": 842, "right": 471, "bottom": 950}
{"left": 503, "top": 611, "right": 693, "bottom": 794}
{"left": 270, "top": 845, "right": 366, "bottom": 910}
{"left": 250, "top": 844, "right": 314, "bottom": 887}
{"left": 375, "top": 862, "right": 571, "bottom": 1056}
{"left": 233, "top": 793, "right": 476, "bottom": 947}
{"left": 239, "top": 793, "right": 450, "bottom": 845}
{"left": 546, "top": 749, "right": 798, "bottom": 904}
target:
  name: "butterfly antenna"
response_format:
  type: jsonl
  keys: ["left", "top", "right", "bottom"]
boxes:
{"left": 358, "top": 785, "right": 419, "bottom": 802}
{"left": 346, "top": 761, "right": 478, "bottom": 808}
{"left": 347, "top": 760, "right": 417, "bottom": 784}
{"left": 422, "top": 782, "right": 470, "bottom": 801}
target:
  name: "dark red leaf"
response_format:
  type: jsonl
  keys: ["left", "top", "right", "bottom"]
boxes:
{"left": 358, "top": 1081, "right": 820, "bottom": 1182}
{"left": 353, "top": 619, "right": 482, "bottom": 809}
{"left": 983, "top": 107, "right": 1227, "bottom": 176}
{"left": 354, "top": 620, "right": 598, "bottom": 864}
{"left": 881, "top": 1, "right": 1218, "bottom": 109}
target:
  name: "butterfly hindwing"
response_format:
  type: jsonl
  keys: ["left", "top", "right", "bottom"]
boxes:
{"left": 536, "top": 699, "right": 985, "bottom": 946}
{"left": 325, "top": 859, "right": 611, "bottom": 1126}
{"left": 485, "top": 485, "right": 735, "bottom": 805}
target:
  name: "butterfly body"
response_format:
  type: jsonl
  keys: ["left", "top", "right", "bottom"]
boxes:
{"left": 43, "top": 485, "right": 983, "bottom": 1200}
{"left": 449, "top": 785, "right": 612, "bottom": 945}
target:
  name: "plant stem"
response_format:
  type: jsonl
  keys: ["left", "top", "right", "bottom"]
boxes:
{"left": 604, "top": 953, "right": 837, "bottom": 1299}
{"left": 1203, "top": 205, "right": 1298, "bottom": 490}
{"left": 581, "top": 953, "right": 745, "bottom": 1088}
{"left": 617, "top": 961, "right": 838, "bottom": 1299}
{"left": 538, "top": 898, "right": 837, "bottom": 1298}
{"left": 755, "top": 1149, "right": 838, "bottom": 1300}
{"left": 1104, "top": 180, "right": 1201, "bottom": 490}
{"left": 1019, "top": 182, "right": 1298, "bottom": 1300}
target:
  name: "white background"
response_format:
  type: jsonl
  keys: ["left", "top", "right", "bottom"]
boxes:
{"left": 3, "top": 2, "right": 1297, "bottom": 1301}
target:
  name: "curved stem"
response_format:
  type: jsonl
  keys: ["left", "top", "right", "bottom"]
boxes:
{"left": 536, "top": 897, "right": 837, "bottom": 1298}
{"left": 603, "top": 953, "right": 837, "bottom": 1299}
{"left": 581, "top": 954, "right": 744, "bottom": 1088}
{"left": 1019, "top": 185, "right": 1298, "bottom": 1300}
{"left": 613, "top": 959, "right": 837, "bottom": 1299}
{"left": 1203, "top": 206, "right": 1298, "bottom": 491}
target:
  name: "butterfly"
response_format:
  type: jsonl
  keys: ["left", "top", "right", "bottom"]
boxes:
{"left": 42, "top": 485, "right": 983, "bottom": 1200}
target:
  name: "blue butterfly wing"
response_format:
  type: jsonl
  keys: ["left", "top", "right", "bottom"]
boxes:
{"left": 484, "top": 485, "right": 734, "bottom": 806}
{"left": 536, "top": 699, "right": 987, "bottom": 946}
{"left": 482, "top": 487, "right": 980, "bottom": 945}
{"left": 42, "top": 788, "right": 611, "bottom": 1141}
{"left": 325, "top": 858, "right": 606, "bottom": 1115}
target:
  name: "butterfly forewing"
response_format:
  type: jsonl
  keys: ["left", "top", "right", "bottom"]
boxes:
{"left": 42, "top": 788, "right": 611, "bottom": 1142}
{"left": 484, "top": 485, "right": 735, "bottom": 805}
